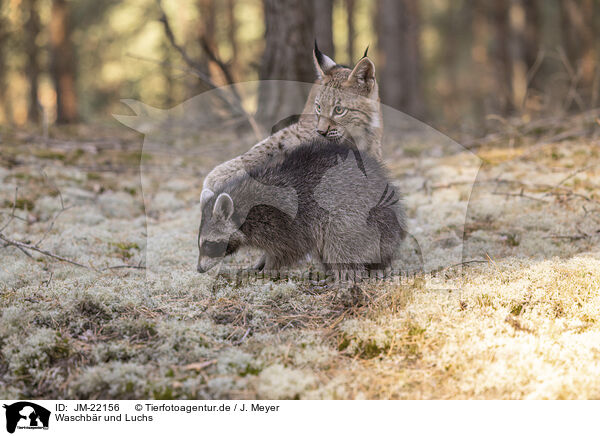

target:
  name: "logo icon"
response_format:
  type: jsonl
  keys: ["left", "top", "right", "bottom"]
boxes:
{"left": 3, "top": 402, "right": 50, "bottom": 434}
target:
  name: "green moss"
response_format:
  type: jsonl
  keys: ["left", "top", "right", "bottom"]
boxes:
{"left": 338, "top": 334, "right": 389, "bottom": 359}
{"left": 359, "top": 340, "right": 388, "bottom": 359}
{"left": 476, "top": 294, "right": 495, "bottom": 308}
{"left": 153, "top": 387, "right": 176, "bottom": 400}
{"left": 503, "top": 233, "right": 521, "bottom": 247}
{"left": 109, "top": 241, "right": 140, "bottom": 259}
{"left": 338, "top": 337, "right": 350, "bottom": 351}
{"left": 65, "top": 148, "right": 85, "bottom": 164}
{"left": 87, "top": 172, "right": 102, "bottom": 181}
{"left": 33, "top": 149, "right": 67, "bottom": 161}
{"left": 407, "top": 325, "right": 426, "bottom": 337}
{"left": 510, "top": 303, "right": 524, "bottom": 316}
{"left": 239, "top": 364, "right": 261, "bottom": 377}
{"left": 9, "top": 329, "right": 73, "bottom": 383}
{"left": 3, "top": 197, "right": 35, "bottom": 211}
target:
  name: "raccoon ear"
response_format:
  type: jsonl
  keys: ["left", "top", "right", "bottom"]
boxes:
{"left": 313, "top": 40, "right": 336, "bottom": 79}
{"left": 347, "top": 57, "right": 376, "bottom": 91}
{"left": 200, "top": 188, "right": 214, "bottom": 207}
{"left": 213, "top": 193, "right": 234, "bottom": 221}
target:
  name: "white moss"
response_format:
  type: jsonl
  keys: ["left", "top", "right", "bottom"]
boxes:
{"left": 98, "top": 191, "right": 139, "bottom": 219}
{"left": 69, "top": 362, "right": 151, "bottom": 399}
{"left": 256, "top": 364, "right": 316, "bottom": 399}
{"left": 153, "top": 192, "right": 184, "bottom": 212}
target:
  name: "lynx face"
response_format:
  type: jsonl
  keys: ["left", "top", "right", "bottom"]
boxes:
{"left": 311, "top": 45, "right": 382, "bottom": 152}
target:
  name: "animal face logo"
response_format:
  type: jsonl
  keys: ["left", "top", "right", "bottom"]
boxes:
{"left": 3, "top": 402, "right": 50, "bottom": 434}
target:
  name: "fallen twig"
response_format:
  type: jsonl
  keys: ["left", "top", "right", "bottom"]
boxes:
{"left": 492, "top": 189, "right": 549, "bottom": 203}
{"left": 102, "top": 264, "right": 146, "bottom": 271}
{"left": 555, "top": 164, "right": 596, "bottom": 187}
{"left": 0, "top": 187, "right": 18, "bottom": 233}
{"left": 232, "top": 328, "right": 251, "bottom": 345}
{"left": 0, "top": 232, "right": 90, "bottom": 269}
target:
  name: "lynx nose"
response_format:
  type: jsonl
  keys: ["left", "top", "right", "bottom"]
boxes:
{"left": 317, "top": 128, "right": 328, "bottom": 137}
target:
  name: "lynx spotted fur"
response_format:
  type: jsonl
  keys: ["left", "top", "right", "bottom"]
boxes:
{"left": 202, "top": 44, "right": 383, "bottom": 191}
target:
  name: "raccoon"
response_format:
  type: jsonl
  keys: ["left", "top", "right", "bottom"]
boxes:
{"left": 202, "top": 43, "right": 383, "bottom": 192}
{"left": 197, "top": 138, "right": 406, "bottom": 279}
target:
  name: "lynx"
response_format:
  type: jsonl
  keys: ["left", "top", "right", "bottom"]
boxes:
{"left": 202, "top": 43, "right": 383, "bottom": 191}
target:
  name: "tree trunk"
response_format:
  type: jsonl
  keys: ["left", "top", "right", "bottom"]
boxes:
{"left": 522, "top": 0, "right": 540, "bottom": 71}
{"left": 25, "top": 0, "right": 40, "bottom": 124}
{"left": 226, "top": 0, "right": 238, "bottom": 76}
{"left": 491, "top": 0, "right": 512, "bottom": 114}
{"left": 258, "top": 0, "right": 315, "bottom": 124}
{"left": 509, "top": 0, "right": 528, "bottom": 109}
{"left": 50, "top": 0, "right": 78, "bottom": 123}
{"left": 345, "top": 0, "right": 355, "bottom": 63}
{"left": 560, "top": 0, "right": 595, "bottom": 107}
{"left": 377, "top": 0, "right": 425, "bottom": 118}
{"left": 314, "top": 0, "right": 334, "bottom": 58}
{"left": 0, "top": 0, "right": 11, "bottom": 123}
{"left": 195, "top": 0, "right": 217, "bottom": 90}
{"left": 199, "top": 0, "right": 216, "bottom": 51}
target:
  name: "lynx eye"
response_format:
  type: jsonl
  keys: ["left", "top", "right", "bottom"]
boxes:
{"left": 333, "top": 105, "right": 346, "bottom": 115}
{"left": 315, "top": 102, "right": 321, "bottom": 114}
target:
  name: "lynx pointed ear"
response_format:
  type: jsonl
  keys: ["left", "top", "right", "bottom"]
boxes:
{"left": 213, "top": 193, "right": 234, "bottom": 221}
{"left": 313, "top": 40, "right": 336, "bottom": 79}
{"left": 200, "top": 188, "right": 214, "bottom": 207}
{"left": 347, "top": 57, "right": 376, "bottom": 91}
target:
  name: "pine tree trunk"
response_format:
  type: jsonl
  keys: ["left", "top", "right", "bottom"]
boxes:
{"left": 0, "top": 0, "right": 11, "bottom": 123}
{"left": 226, "top": 0, "right": 239, "bottom": 76}
{"left": 258, "top": 0, "right": 315, "bottom": 125}
{"left": 522, "top": 0, "right": 540, "bottom": 71}
{"left": 314, "top": 0, "right": 334, "bottom": 58}
{"left": 50, "top": 0, "right": 78, "bottom": 123}
{"left": 25, "top": 0, "right": 40, "bottom": 123}
{"left": 377, "top": 0, "right": 425, "bottom": 117}
{"left": 346, "top": 0, "right": 355, "bottom": 63}
{"left": 199, "top": 0, "right": 216, "bottom": 51}
{"left": 491, "top": 0, "right": 512, "bottom": 114}
{"left": 560, "top": 0, "right": 596, "bottom": 108}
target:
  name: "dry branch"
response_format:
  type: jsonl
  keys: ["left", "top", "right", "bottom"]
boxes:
{"left": 155, "top": 0, "right": 263, "bottom": 140}
{"left": 0, "top": 181, "right": 145, "bottom": 273}
{"left": 0, "top": 187, "right": 19, "bottom": 233}
{"left": 0, "top": 232, "right": 90, "bottom": 269}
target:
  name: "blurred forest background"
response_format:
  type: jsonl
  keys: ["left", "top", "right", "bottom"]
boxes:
{"left": 0, "top": 0, "right": 599, "bottom": 137}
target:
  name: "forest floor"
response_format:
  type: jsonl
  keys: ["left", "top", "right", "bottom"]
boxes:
{"left": 1, "top": 112, "right": 600, "bottom": 399}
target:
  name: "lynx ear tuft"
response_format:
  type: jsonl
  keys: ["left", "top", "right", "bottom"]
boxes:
{"left": 200, "top": 188, "right": 214, "bottom": 206}
{"left": 362, "top": 45, "right": 369, "bottom": 59}
{"left": 313, "top": 40, "right": 337, "bottom": 79}
{"left": 347, "top": 57, "right": 376, "bottom": 91}
{"left": 213, "top": 193, "right": 234, "bottom": 221}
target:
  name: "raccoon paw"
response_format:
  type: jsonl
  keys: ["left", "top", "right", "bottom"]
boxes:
{"left": 249, "top": 254, "right": 266, "bottom": 271}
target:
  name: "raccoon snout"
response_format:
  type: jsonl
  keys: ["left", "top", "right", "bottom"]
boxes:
{"left": 197, "top": 257, "right": 218, "bottom": 274}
